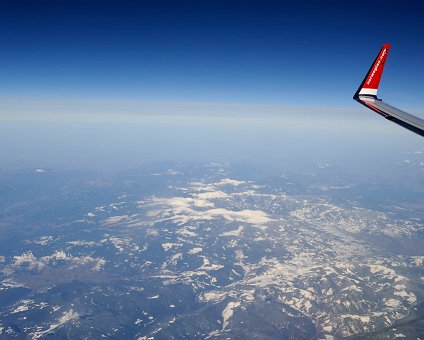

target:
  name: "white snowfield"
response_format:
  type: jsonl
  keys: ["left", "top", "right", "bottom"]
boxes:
{"left": 1, "top": 173, "right": 422, "bottom": 339}
{"left": 8, "top": 250, "right": 106, "bottom": 273}
{"left": 146, "top": 195, "right": 273, "bottom": 227}
{"left": 30, "top": 309, "right": 79, "bottom": 339}
{"left": 135, "top": 177, "right": 421, "bottom": 338}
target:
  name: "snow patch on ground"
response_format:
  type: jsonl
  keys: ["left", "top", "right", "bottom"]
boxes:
{"left": 219, "top": 226, "right": 244, "bottom": 237}
{"left": 30, "top": 309, "right": 79, "bottom": 339}
{"left": 217, "top": 178, "right": 246, "bottom": 186}
{"left": 188, "top": 247, "right": 203, "bottom": 254}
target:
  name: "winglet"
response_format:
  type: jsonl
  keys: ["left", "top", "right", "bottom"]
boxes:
{"left": 354, "top": 44, "right": 391, "bottom": 99}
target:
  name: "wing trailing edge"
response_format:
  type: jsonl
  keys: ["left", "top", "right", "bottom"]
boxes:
{"left": 354, "top": 44, "right": 424, "bottom": 137}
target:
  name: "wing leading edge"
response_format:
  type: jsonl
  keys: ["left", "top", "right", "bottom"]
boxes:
{"left": 353, "top": 44, "right": 424, "bottom": 137}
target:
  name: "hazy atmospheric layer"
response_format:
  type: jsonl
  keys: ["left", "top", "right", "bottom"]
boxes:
{"left": 0, "top": 97, "right": 422, "bottom": 172}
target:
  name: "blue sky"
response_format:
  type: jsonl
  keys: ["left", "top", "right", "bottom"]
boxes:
{"left": 0, "top": 0, "right": 423, "bottom": 170}
{"left": 1, "top": 0, "right": 424, "bottom": 106}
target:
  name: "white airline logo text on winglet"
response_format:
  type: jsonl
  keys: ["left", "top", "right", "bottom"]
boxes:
{"left": 354, "top": 44, "right": 424, "bottom": 137}
{"left": 358, "top": 47, "right": 387, "bottom": 96}
{"left": 366, "top": 48, "right": 387, "bottom": 86}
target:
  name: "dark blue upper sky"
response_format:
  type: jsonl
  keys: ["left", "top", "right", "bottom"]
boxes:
{"left": 1, "top": 0, "right": 424, "bottom": 106}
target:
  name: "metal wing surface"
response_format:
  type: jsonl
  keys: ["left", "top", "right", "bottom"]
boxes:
{"left": 354, "top": 44, "right": 424, "bottom": 137}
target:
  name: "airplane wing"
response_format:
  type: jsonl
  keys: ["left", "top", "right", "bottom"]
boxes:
{"left": 353, "top": 44, "right": 424, "bottom": 137}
